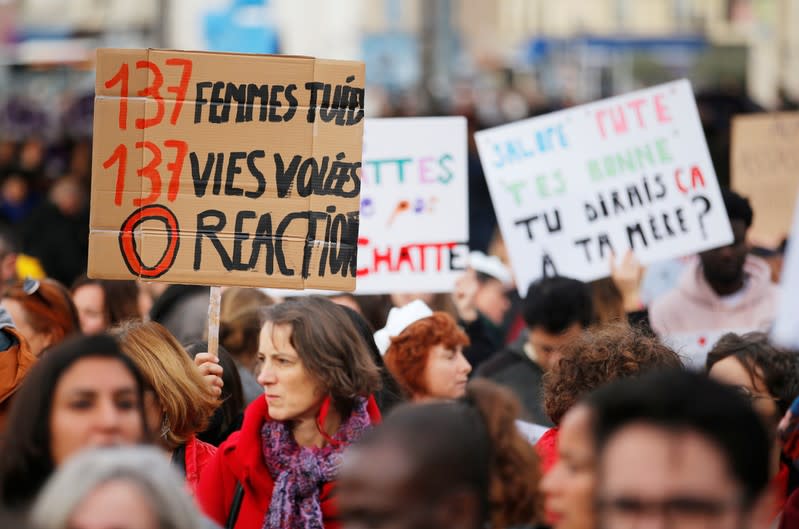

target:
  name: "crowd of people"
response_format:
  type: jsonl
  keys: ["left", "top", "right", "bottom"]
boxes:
{"left": 0, "top": 176, "right": 794, "bottom": 529}
{"left": 0, "top": 93, "right": 797, "bottom": 529}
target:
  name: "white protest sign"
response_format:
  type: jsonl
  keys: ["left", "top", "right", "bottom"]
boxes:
{"left": 663, "top": 329, "right": 747, "bottom": 370}
{"left": 475, "top": 80, "right": 732, "bottom": 294}
{"left": 265, "top": 116, "right": 469, "bottom": 297}
{"left": 357, "top": 116, "right": 469, "bottom": 293}
{"left": 771, "top": 190, "right": 799, "bottom": 349}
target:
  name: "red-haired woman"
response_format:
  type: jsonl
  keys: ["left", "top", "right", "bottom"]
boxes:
{"left": 0, "top": 278, "right": 80, "bottom": 430}
{"left": 378, "top": 300, "right": 472, "bottom": 402}
{"left": 2, "top": 278, "right": 79, "bottom": 356}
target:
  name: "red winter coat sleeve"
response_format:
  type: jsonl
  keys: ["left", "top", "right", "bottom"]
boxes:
{"left": 197, "top": 438, "right": 239, "bottom": 526}
{"left": 197, "top": 398, "right": 278, "bottom": 529}
{"left": 185, "top": 436, "right": 217, "bottom": 496}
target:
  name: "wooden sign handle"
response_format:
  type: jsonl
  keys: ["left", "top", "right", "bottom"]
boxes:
{"left": 207, "top": 286, "right": 222, "bottom": 358}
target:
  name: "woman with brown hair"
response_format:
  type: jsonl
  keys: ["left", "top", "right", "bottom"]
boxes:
{"left": 71, "top": 275, "right": 141, "bottom": 335}
{"left": 197, "top": 296, "right": 382, "bottom": 529}
{"left": 379, "top": 300, "right": 472, "bottom": 402}
{"left": 706, "top": 332, "right": 799, "bottom": 518}
{"left": 0, "top": 334, "right": 149, "bottom": 510}
{"left": 338, "top": 379, "right": 545, "bottom": 529}
{"left": 111, "top": 320, "right": 221, "bottom": 495}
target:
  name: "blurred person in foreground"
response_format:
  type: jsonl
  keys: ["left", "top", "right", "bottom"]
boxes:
{"left": 337, "top": 379, "right": 545, "bottom": 529}
{"left": 0, "top": 334, "right": 149, "bottom": 510}
{"left": 592, "top": 370, "right": 774, "bottom": 529}
{"left": 111, "top": 321, "right": 221, "bottom": 494}
{"left": 538, "top": 325, "right": 682, "bottom": 529}
{"left": 706, "top": 332, "right": 799, "bottom": 514}
{"left": 71, "top": 275, "right": 141, "bottom": 335}
{"left": 477, "top": 276, "right": 593, "bottom": 426}
{"left": 379, "top": 300, "right": 472, "bottom": 402}
{"left": 649, "top": 189, "right": 778, "bottom": 366}
{"left": 31, "top": 446, "right": 209, "bottom": 529}
{"left": 197, "top": 297, "right": 382, "bottom": 529}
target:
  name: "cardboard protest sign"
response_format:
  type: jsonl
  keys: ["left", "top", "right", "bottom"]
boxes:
{"left": 772, "top": 190, "right": 799, "bottom": 349}
{"left": 475, "top": 79, "right": 732, "bottom": 293}
{"left": 89, "top": 48, "right": 365, "bottom": 291}
{"left": 732, "top": 112, "right": 799, "bottom": 248}
{"left": 355, "top": 116, "right": 468, "bottom": 293}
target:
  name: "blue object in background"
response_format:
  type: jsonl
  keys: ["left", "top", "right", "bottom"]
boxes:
{"left": 362, "top": 32, "right": 420, "bottom": 91}
{"left": 204, "top": 0, "right": 279, "bottom": 54}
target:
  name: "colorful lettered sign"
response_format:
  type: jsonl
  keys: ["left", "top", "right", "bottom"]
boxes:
{"left": 475, "top": 79, "right": 732, "bottom": 293}
{"left": 265, "top": 116, "right": 469, "bottom": 296}
{"left": 356, "top": 116, "right": 468, "bottom": 293}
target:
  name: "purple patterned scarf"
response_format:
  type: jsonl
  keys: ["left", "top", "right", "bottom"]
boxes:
{"left": 261, "top": 397, "right": 372, "bottom": 529}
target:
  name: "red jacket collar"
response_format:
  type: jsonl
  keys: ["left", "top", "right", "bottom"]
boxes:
{"left": 220, "top": 395, "right": 381, "bottom": 497}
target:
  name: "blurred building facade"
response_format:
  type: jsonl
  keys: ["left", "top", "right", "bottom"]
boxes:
{"left": 0, "top": 0, "right": 796, "bottom": 140}
{"left": 354, "top": 0, "right": 798, "bottom": 108}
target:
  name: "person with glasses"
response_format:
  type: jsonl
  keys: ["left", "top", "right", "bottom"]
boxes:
{"left": 0, "top": 277, "right": 79, "bottom": 431}
{"left": 1, "top": 277, "right": 79, "bottom": 356}
{"left": 706, "top": 332, "right": 799, "bottom": 517}
{"left": 538, "top": 324, "right": 682, "bottom": 529}
{"left": 592, "top": 370, "right": 774, "bottom": 529}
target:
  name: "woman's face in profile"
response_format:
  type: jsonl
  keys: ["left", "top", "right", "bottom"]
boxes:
{"left": 419, "top": 344, "right": 472, "bottom": 401}
{"left": 50, "top": 357, "right": 145, "bottom": 467}
{"left": 73, "top": 284, "right": 108, "bottom": 336}
{"left": 541, "top": 404, "right": 596, "bottom": 529}
{"left": 68, "top": 479, "right": 159, "bottom": 529}
{"left": 257, "top": 321, "right": 325, "bottom": 422}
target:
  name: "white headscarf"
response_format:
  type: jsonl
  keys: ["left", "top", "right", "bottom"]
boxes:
{"left": 373, "top": 299, "right": 433, "bottom": 355}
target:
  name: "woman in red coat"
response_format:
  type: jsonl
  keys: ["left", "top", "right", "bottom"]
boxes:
{"left": 197, "top": 297, "right": 383, "bottom": 529}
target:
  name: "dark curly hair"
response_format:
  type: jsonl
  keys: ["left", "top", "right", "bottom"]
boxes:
{"left": 706, "top": 332, "right": 799, "bottom": 416}
{"left": 383, "top": 312, "right": 470, "bottom": 398}
{"left": 544, "top": 323, "right": 683, "bottom": 425}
